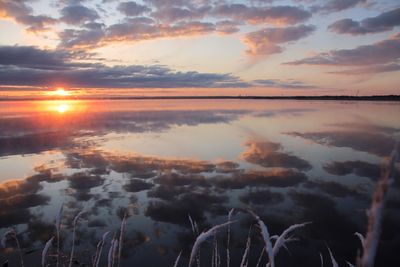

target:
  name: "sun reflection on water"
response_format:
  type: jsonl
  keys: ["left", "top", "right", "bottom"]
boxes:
{"left": 56, "top": 103, "right": 69, "bottom": 113}
{"left": 43, "top": 100, "right": 83, "bottom": 115}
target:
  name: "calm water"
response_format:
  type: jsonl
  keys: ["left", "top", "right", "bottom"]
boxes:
{"left": 0, "top": 99, "right": 399, "bottom": 266}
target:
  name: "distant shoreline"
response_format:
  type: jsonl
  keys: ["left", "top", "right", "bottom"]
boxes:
{"left": 1, "top": 95, "right": 400, "bottom": 101}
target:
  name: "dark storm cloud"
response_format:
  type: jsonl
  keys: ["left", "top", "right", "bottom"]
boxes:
{"left": 60, "top": 3, "right": 100, "bottom": 25}
{"left": 253, "top": 79, "right": 316, "bottom": 89}
{"left": 244, "top": 25, "right": 315, "bottom": 55}
{"left": 287, "top": 130, "right": 396, "bottom": 156}
{"left": 0, "top": 0, "right": 56, "bottom": 32}
{"left": 286, "top": 33, "right": 400, "bottom": 66}
{"left": 117, "top": 1, "right": 151, "bottom": 17}
{"left": 241, "top": 140, "right": 312, "bottom": 171}
{"left": 328, "top": 7, "right": 400, "bottom": 35}
{"left": 0, "top": 45, "right": 250, "bottom": 88}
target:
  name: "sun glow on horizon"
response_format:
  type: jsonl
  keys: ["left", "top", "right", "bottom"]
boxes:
{"left": 55, "top": 88, "right": 70, "bottom": 96}
{"left": 46, "top": 87, "right": 71, "bottom": 97}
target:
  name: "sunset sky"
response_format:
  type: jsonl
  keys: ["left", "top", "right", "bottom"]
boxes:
{"left": 0, "top": 0, "right": 399, "bottom": 97}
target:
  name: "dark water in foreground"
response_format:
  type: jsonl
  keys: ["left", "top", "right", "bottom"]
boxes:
{"left": 0, "top": 99, "right": 399, "bottom": 266}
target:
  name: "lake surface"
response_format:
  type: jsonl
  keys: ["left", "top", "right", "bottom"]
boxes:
{"left": 0, "top": 99, "right": 399, "bottom": 266}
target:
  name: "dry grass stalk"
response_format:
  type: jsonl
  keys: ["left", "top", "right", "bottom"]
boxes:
{"left": 42, "top": 236, "right": 55, "bottom": 267}
{"left": 327, "top": 246, "right": 339, "bottom": 267}
{"left": 189, "top": 221, "right": 234, "bottom": 267}
{"left": 226, "top": 208, "right": 235, "bottom": 267}
{"left": 319, "top": 252, "right": 323, "bottom": 267}
{"left": 68, "top": 211, "right": 85, "bottom": 267}
{"left": 240, "top": 225, "right": 252, "bottom": 267}
{"left": 173, "top": 251, "right": 182, "bottom": 267}
{"left": 94, "top": 231, "right": 110, "bottom": 267}
{"left": 246, "top": 210, "right": 274, "bottom": 267}
{"left": 356, "top": 144, "right": 399, "bottom": 267}
{"left": 117, "top": 214, "right": 127, "bottom": 267}
{"left": 271, "top": 222, "right": 310, "bottom": 258}
{"left": 255, "top": 246, "right": 265, "bottom": 267}
{"left": 55, "top": 204, "right": 63, "bottom": 267}
{"left": 108, "top": 238, "right": 118, "bottom": 267}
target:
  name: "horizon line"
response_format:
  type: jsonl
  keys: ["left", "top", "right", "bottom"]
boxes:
{"left": 0, "top": 95, "right": 400, "bottom": 102}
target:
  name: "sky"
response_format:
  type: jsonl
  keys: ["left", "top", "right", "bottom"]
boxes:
{"left": 0, "top": 0, "right": 399, "bottom": 97}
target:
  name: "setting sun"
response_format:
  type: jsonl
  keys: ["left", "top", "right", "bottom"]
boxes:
{"left": 55, "top": 88, "right": 70, "bottom": 96}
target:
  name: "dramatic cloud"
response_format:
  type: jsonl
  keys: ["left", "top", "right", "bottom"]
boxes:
{"left": 313, "top": 0, "right": 368, "bottom": 13}
{"left": 253, "top": 79, "right": 316, "bottom": 89}
{"left": 0, "top": 45, "right": 249, "bottom": 88}
{"left": 287, "top": 33, "right": 400, "bottom": 66}
{"left": 0, "top": 0, "right": 56, "bottom": 32}
{"left": 60, "top": 3, "right": 100, "bottom": 25}
{"left": 327, "top": 63, "right": 400, "bottom": 75}
{"left": 213, "top": 4, "right": 311, "bottom": 25}
{"left": 328, "top": 7, "right": 400, "bottom": 35}
{"left": 59, "top": 22, "right": 105, "bottom": 49}
{"left": 151, "top": 6, "right": 210, "bottom": 23}
{"left": 286, "top": 33, "right": 400, "bottom": 75}
{"left": 215, "top": 20, "right": 241, "bottom": 34}
{"left": 117, "top": 1, "right": 151, "bottom": 17}
{"left": 0, "top": 45, "right": 83, "bottom": 70}
{"left": 244, "top": 25, "right": 315, "bottom": 55}
{"left": 46, "top": 1, "right": 314, "bottom": 51}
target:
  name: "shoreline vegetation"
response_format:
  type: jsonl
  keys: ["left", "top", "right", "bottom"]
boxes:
{"left": 0, "top": 95, "right": 400, "bottom": 102}
{"left": 1, "top": 145, "right": 398, "bottom": 267}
